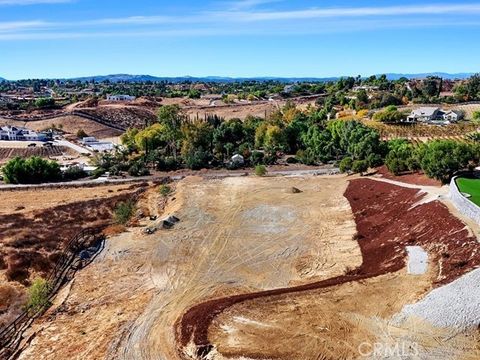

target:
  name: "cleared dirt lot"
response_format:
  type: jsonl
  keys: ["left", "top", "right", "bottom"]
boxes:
{"left": 12, "top": 176, "right": 480, "bottom": 360}
{"left": 16, "top": 175, "right": 360, "bottom": 359}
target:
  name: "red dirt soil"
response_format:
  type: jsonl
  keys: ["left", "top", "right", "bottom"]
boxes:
{"left": 175, "top": 178, "right": 480, "bottom": 359}
{"left": 376, "top": 165, "right": 442, "bottom": 187}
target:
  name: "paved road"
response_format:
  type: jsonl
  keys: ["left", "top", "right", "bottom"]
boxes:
{"left": 54, "top": 139, "right": 92, "bottom": 155}
{"left": 0, "top": 167, "right": 340, "bottom": 190}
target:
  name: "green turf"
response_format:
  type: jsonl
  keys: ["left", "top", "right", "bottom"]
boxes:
{"left": 456, "top": 177, "right": 480, "bottom": 207}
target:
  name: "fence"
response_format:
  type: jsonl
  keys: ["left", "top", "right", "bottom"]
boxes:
{"left": 0, "top": 227, "right": 106, "bottom": 359}
{"left": 449, "top": 176, "right": 480, "bottom": 224}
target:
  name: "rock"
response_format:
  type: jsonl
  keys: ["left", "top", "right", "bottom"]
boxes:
{"left": 290, "top": 187, "right": 303, "bottom": 194}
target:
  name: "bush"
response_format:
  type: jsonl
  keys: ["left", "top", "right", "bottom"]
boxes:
{"left": 156, "top": 156, "right": 181, "bottom": 172}
{"left": 128, "top": 161, "right": 150, "bottom": 177}
{"left": 419, "top": 140, "right": 474, "bottom": 183}
{"left": 339, "top": 157, "right": 353, "bottom": 173}
{"left": 159, "top": 184, "right": 171, "bottom": 197}
{"left": 286, "top": 156, "right": 299, "bottom": 164}
{"left": 351, "top": 160, "right": 369, "bottom": 175}
{"left": 34, "top": 97, "right": 55, "bottom": 109}
{"left": 185, "top": 148, "right": 210, "bottom": 170}
{"left": 63, "top": 166, "right": 87, "bottom": 181}
{"left": 385, "top": 141, "right": 417, "bottom": 175}
{"left": 2, "top": 156, "right": 61, "bottom": 184}
{"left": 114, "top": 200, "right": 136, "bottom": 225}
{"left": 473, "top": 111, "right": 480, "bottom": 122}
{"left": 295, "top": 149, "right": 316, "bottom": 165}
{"left": 255, "top": 165, "right": 267, "bottom": 177}
{"left": 25, "top": 278, "right": 51, "bottom": 315}
{"left": 251, "top": 151, "right": 265, "bottom": 165}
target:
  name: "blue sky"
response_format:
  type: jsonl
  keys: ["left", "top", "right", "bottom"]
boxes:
{"left": 1, "top": 0, "right": 480, "bottom": 79}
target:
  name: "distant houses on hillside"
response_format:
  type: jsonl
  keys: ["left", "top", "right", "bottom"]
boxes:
{"left": 0, "top": 125, "right": 48, "bottom": 141}
{"left": 406, "top": 107, "right": 464, "bottom": 124}
{"left": 106, "top": 94, "right": 136, "bottom": 102}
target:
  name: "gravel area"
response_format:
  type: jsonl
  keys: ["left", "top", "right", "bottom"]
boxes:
{"left": 406, "top": 246, "right": 428, "bottom": 275}
{"left": 393, "top": 268, "right": 480, "bottom": 330}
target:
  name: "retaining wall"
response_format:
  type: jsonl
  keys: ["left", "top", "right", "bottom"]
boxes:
{"left": 449, "top": 176, "right": 480, "bottom": 224}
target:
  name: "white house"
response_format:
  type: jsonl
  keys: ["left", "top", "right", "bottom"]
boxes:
{"left": 407, "top": 107, "right": 463, "bottom": 124}
{"left": 0, "top": 126, "right": 47, "bottom": 141}
{"left": 107, "top": 94, "right": 136, "bottom": 102}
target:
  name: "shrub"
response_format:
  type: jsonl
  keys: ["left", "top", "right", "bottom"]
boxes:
{"left": 339, "top": 157, "right": 353, "bottom": 173}
{"left": 25, "top": 278, "right": 51, "bottom": 315}
{"left": 251, "top": 151, "right": 265, "bottom": 165}
{"left": 255, "top": 165, "right": 267, "bottom": 177}
{"left": 351, "top": 160, "right": 369, "bottom": 175}
{"left": 295, "top": 149, "right": 316, "bottom": 165}
{"left": 63, "top": 166, "right": 87, "bottom": 181}
{"left": 159, "top": 184, "right": 171, "bottom": 197}
{"left": 2, "top": 157, "right": 61, "bottom": 184}
{"left": 185, "top": 148, "right": 210, "bottom": 170}
{"left": 156, "top": 156, "right": 181, "bottom": 172}
{"left": 128, "top": 161, "right": 150, "bottom": 177}
{"left": 473, "top": 110, "right": 480, "bottom": 122}
{"left": 114, "top": 200, "right": 136, "bottom": 225}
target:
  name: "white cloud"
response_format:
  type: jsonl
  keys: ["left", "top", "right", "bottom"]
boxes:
{"left": 0, "top": 20, "right": 48, "bottom": 31}
{"left": 216, "top": 4, "right": 480, "bottom": 22}
{"left": 227, "top": 0, "right": 282, "bottom": 10}
{"left": 0, "top": 0, "right": 71, "bottom": 4}
{"left": 3, "top": 3, "right": 480, "bottom": 40}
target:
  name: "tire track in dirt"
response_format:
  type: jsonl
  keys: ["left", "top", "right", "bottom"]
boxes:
{"left": 175, "top": 178, "right": 480, "bottom": 359}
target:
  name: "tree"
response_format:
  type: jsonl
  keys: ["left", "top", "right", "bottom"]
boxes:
{"left": 184, "top": 147, "right": 211, "bottom": 170}
{"left": 373, "top": 107, "right": 407, "bottom": 123}
{"left": 2, "top": 157, "right": 61, "bottom": 184}
{"left": 157, "top": 105, "right": 185, "bottom": 159}
{"left": 385, "top": 141, "right": 416, "bottom": 175}
{"left": 263, "top": 125, "right": 287, "bottom": 152}
{"left": 419, "top": 140, "right": 474, "bottom": 183}
{"left": 213, "top": 119, "right": 247, "bottom": 160}
{"left": 34, "top": 97, "right": 55, "bottom": 109}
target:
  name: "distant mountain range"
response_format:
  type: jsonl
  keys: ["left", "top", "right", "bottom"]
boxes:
{"left": 0, "top": 72, "right": 477, "bottom": 83}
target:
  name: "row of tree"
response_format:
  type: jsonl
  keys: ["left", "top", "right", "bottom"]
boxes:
{"left": 385, "top": 139, "right": 479, "bottom": 183}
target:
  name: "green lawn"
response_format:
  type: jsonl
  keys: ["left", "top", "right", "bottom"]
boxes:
{"left": 456, "top": 177, "right": 480, "bottom": 206}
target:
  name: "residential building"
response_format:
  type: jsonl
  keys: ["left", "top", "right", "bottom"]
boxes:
{"left": 0, "top": 125, "right": 47, "bottom": 141}
{"left": 407, "top": 107, "right": 463, "bottom": 124}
